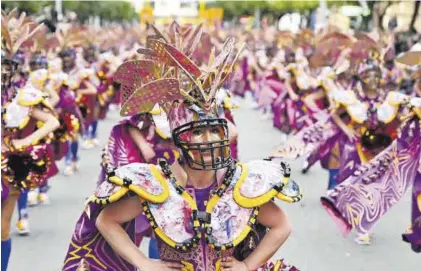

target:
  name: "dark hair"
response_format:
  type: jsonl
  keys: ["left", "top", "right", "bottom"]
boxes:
{"left": 59, "top": 49, "right": 76, "bottom": 59}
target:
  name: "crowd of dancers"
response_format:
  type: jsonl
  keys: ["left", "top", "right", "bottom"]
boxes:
{"left": 1, "top": 7, "right": 420, "bottom": 271}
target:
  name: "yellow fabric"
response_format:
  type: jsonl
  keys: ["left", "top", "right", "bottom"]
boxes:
{"left": 17, "top": 90, "right": 44, "bottom": 106}
{"left": 233, "top": 163, "right": 290, "bottom": 208}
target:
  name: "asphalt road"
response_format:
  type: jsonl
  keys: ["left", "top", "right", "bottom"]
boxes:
{"left": 9, "top": 99, "right": 419, "bottom": 270}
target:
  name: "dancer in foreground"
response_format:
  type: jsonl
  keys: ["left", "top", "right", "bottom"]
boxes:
{"left": 63, "top": 24, "right": 301, "bottom": 271}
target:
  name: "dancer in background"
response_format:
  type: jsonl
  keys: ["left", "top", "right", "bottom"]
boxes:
{"left": 1, "top": 10, "right": 59, "bottom": 270}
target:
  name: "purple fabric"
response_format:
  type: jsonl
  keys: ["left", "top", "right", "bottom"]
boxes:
{"left": 402, "top": 171, "right": 421, "bottom": 252}
{"left": 321, "top": 118, "right": 421, "bottom": 237}
{"left": 63, "top": 201, "right": 137, "bottom": 271}
{"left": 272, "top": 116, "right": 340, "bottom": 171}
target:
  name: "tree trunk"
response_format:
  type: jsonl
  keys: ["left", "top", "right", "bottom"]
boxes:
{"left": 409, "top": 0, "right": 421, "bottom": 33}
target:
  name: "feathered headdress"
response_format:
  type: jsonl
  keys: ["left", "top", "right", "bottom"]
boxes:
{"left": 1, "top": 8, "right": 44, "bottom": 59}
{"left": 114, "top": 22, "right": 244, "bottom": 117}
{"left": 310, "top": 32, "right": 353, "bottom": 68}
{"left": 52, "top": 23, "right": 84, "bottom": 53}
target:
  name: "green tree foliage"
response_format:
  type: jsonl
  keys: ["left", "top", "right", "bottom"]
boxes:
{"left": 63, "top": 1, "right": 136, "bottom": 22}
{"left": 208, "top": 0, "right": 359, "bottom": 20}
{"left": 1, "top": 0, "right": 136, "bottom": 22}
{"left": 1, "top": 1, "right": 51, "bottom": 14}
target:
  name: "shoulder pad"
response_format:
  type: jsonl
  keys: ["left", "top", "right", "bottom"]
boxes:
{"left": 3, "top": 87, "right": 49, "bottom": 129}
{"left": 17, "top": 86, "right": 46, "bottom": 106}
{"left": 150, "top": 105, "right": 171, "bottom": 139}
{"left": 411, "top": 97, "right": 421, "bottom": 118}
{"left": 385, "top": 91, "right": 408, "bottom": 106}
{"left": 377, "top": 94, "right": 401, "bottom": 123}
{"left": 346, "top": 102, "right": 368, "bottom": 124}
{"left": 410, "top": 97, "right": 421, "bottom": 108}
{"left": 331, "top": 89, "right": 357, "bottom": 106}
{"left": 91, "top": 163, "right": 169, "bottom": 204}
{"left": 28, "top": 69, "right": 49, "bottom": 90}
{"left": 233, "top": 160, "right": 302, "bottom": 208}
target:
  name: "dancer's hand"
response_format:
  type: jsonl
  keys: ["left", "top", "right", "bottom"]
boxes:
{"left": 220, "top": 257, "right": 250, "bottom": 271}
{"left": 1, "top": 143, "right": 10, "bottom": 153}
{"left": 139, "top": 259, "right": 184, "bottom": 271}
{"left": 11, "top": 138, "right": 31, "bottom": 150}
{"left": 343, "top": 127, "right": 358, "bottom": 142}
{"left": 290, "top": 92, "right": 299, "bottom": 101}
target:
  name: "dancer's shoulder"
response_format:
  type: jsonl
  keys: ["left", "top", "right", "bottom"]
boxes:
{"left": 90, "top": 163, "right": 170, "bottom": 204}
{"left": 233, "top": 160, "right": 302, "bottom": 208}
{"left": 3, "top": 86, "right": 52, "bottom": 130}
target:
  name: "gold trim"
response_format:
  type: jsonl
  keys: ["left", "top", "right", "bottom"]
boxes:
{"left": 18, "top": 116, "right": 31, "bottom": 129}
{"left": 181, "top": 261, "right": 194, "bottom": 271}
{"left": 149, "top": 108, "right": 162, "bottom": 115}
{"left": 107, "top": 164, "right": 170, "bottom": 204}
{"left": 90, "top": 186, "right": 130, "bottom": 204}
{"left": 17, "top": 90, "right": 44, "bottom": 106}
{"left": 154, "top": 126, "right": 169, "bottom": 139}
{"left": 154, "top": 226, "right": 176, "bottom": 247}
{"left": 344, "top": 103, "right": 366, "bottom": 124}
{"left": 274, "top": 259, "right": 283, "bottom": 271}
{"left": 64, "top": 233, "right": 107, "bottom": 270}
{"left": 356, "top": 143, "right": 368, "bottom": 163}
{"left": 276, "top": 188, "right": 303, "bottom": 203}
{"left": 233, "top": 163, "right": 289, "bottom": 208}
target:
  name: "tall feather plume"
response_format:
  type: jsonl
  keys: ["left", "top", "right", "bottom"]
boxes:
{"left": 1, "top": 8, "right": 44, "bottom": 58}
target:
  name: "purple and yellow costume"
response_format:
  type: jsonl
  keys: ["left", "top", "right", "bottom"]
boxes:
{"left": 63, "top": 24, "right": 301, "bottom": 271}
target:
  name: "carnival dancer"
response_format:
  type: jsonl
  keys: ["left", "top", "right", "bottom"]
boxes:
{"left": 319, "top": 50, "right": 421, "bottom": 251}
{"left": 321, "top": 92, "right": 421, "bottom": 247}
{"left": 95, "top": 51, "right": 120, "bottom": 125}
{"left": 26, "top": 49, "right": 61, "bottom": 207}
{"left": 272, "top": 40, "right": 406, "bottom": 193}
{"left": 53, "top": 25, "right": 98, "bottom": 175}
{"left": 63, "top": 25, "right": 301, "bottom": 271}
{"left": 78, "top": 37, "right": 101, "bottom": 149}
{"left": 1, "top": 9, "right": 60, "bottom": 270}
{"left": 100, "top": 23, "right": 240, "bottom": 259}
{"left": 381, "top": 46, "right": 405, "bottom": 93}
{"left": 16, "top": 53, "right": 61, "bottom": 234}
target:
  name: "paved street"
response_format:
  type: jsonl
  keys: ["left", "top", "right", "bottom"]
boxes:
{"left": 10, "top": 99, "right": 419, "bottom": 270}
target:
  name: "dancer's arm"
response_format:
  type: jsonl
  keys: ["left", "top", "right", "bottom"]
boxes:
{"left": 96, "top": 196, "right": 184, "bottom": 271}
{"left": 128, "top": 125, "right": 156, "bottom": 162}
{"left": 44, "top": 81, "right": 60, "bottom": 107}
{"left": 12, "top": 108, "right": 59, "bottom": 149}
{"left": 285, "top": 79, "right": 299, "bottom": 101}
{"left": 244, "top": 201, "right": 291, "bottom": 270}
{"left": 303, "top": 88, "right": 325, "bottom": 112}
{"left": 331, "top": 107, "right": 358, "bottom": 141}
{"left": 77, "top": 80, "right": 97, "bottom": 95}
{"left": 221, "top": 201, "right": 291, "bottom": 271}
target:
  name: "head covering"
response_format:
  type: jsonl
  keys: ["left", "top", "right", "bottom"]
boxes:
{"left": 114, "top": 23, "right": 244, "bottom": 170}
{"left": 1, "top": 9, "right": 43, "bottom": 90}
{"left": 1, "top": 9, "right": 44, "bottom": 61}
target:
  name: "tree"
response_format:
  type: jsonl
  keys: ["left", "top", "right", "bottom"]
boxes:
{"left": 1, "top": 1, "right": 51, "bottom": 14}
{"left": 1, "top": 1, "right": 136, "bottom": 23}
{"left": 207, "top": 0, "right": 357, "bottom": 22}
{"left": 409, "top": 0, "right": 420, "bottom": 33}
